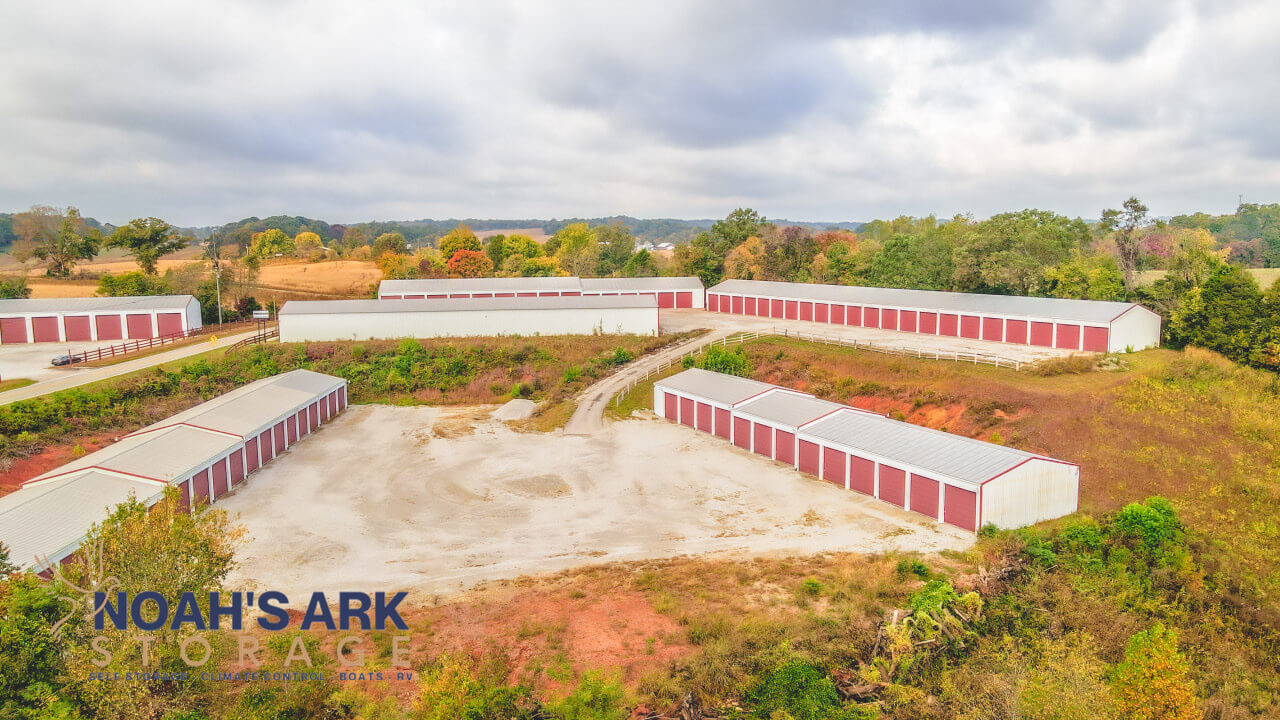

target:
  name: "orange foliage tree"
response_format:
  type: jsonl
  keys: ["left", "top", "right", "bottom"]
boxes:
{"left": 447, "top": 249, "right": 494, "bottom": 278}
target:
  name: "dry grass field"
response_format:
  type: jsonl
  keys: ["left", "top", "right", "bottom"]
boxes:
{"left": 253, "top": 259, "right": 380, "bottom": 296}
{"left": 476, "top": 226, "right": 550, "bottom": 242}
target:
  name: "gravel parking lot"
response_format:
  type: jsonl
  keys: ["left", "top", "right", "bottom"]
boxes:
{"left": 220, "top": 405, "right": 971, "bottom": 600}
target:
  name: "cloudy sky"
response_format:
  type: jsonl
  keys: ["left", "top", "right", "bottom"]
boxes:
{"left": 1, "top": 0, "right": 1277, "bottom": 226}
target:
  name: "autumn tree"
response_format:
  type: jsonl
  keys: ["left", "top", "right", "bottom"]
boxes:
{"left": 438, "top": 224, "right": 481, "bottom": 259}
{"left": 1100, "top": 197, "right": 1150, "bottom": 291}
{"left": 623, "top": 249, "right": 658, "bottom": 277}
{"left": 12, "top": 205, "right": 100, "bottom": 277}
{"left": 293, "top": 231, "right": 325, "bottom": 260}
{"left": 594, "top": 222, "right": 637, "bottom": 276}
{"left": 372, "top": 232, "right": 408, "bottom": 257}
{"left": 447, "top": 249, "right": 494, "bottom": 278}
{"left": 107, "top": 217, "right": 189, "bottom": 274}
{"left": 723, "top": 236, "right": 766, "bottom": 279}
{"left": 484, "top": 233, "right": 508, "bottom": 268}
{"left": 1110, "top": 624, "right": 1199, "bottom": 720}
{"left": 504, "top": 234, "right": 542, "bottom": 260}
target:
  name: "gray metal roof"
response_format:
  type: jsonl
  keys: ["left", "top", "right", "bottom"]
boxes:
{"left": 580, "top": 277, "right": 704, "bottom": 291}
{"left": 708, "top": 279, "right": 1149, "bottom": 324}
{"left": 655, "top": 368, "right": 777, "bottom": 406}
{"left": 280, "top": 295, "right": 657, "bottom": 315}
{"left": 31, "top": 426, "right": 242, "bottom": 484}
{"left": 801, "top": 408, "right": 1042, "bottom": 486}
{"left": 0, "top": 471, "right": 164, "bottom": 570}
{"left": 134, "top": 369, "right": 344, "bottom": 437}
{"left": 380, "top": 277, "right": 583, "bottom": 294}
{"left": 733, "top": 391, "right": 847, "bottom": 429}
{"left": 0, "top": 295, "right": 197, "bottom": 315}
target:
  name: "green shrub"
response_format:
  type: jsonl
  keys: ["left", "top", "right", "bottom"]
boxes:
{"left": 799, "top": 578, "right": 823, "bottom": 597}
{"left": 743, "top": 659, "right": 865, "bottom": 720}
{"left": 695, "top": 346, "right": 750, "bottom": 377}
{"left": 544, "top": 671, "right": 628, "bottom": 720}
{"left": 895, "top": 559, "right": 931, "bottom": 580}
{"left": 1110, "top": 497, "right": 1182, "bottom": 558}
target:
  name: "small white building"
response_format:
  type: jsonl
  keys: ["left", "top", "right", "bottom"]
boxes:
{"left": 278, "top": 295, "right": 660, "bottom": 342}
{"left": 0, "top": 295, "right": 202, "bottom": 344}
{"left": 654, "top": 368, "right": 1079, "bottom": 532}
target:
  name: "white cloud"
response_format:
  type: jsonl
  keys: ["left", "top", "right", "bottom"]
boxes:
{"left": 0, "top": 0, "right": 1276, "bottom": 225}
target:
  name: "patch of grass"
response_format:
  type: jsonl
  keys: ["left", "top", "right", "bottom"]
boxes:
{"left": 523, "top": 400, "right": 577, "bottom": 433}
{"left": 0, "top": 378, "right": 35, "bottom": 392}
{"left": 605, "top": 363, "right": 685, "bottom": 421}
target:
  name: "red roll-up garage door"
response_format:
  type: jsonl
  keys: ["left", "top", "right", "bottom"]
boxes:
{"left": 771, "top": 299, "right": 784, "bottom": 317}
{"left": 339, "top": 386, "right": 347, "bottom": 410}
{"left": 881, "top": 309, "right": 898, "bottom": 331}
{"left": 878, "top": 465, "right": 906, "bottom": 507}
{"left": 664, "top": 392, "right": 678, "bottom": 420}
{"left": 676, "top": 292, "right": 693, "bottom": 308}
{"left": 1055, "top": 324, "right": 1080, "bottom": 350}
{"left": 745, "top": 297, "right": 756, "bottom": 315}
{"left": 95, "top": 314, "right": 123, "bottom": 340}
{"left": 1029, "top": 321, "right": 1054, "bottom": 346}
{"left": 230, "top": 449, "right": 245, "bottom": 485}
{"left": 909, "top": 474, "right": 939, "bottom": 519}
{"left": 1005, "top": 319, "right": 1028, "bottom": 344}
{"left": 822, "top": 447, "right": 846, "bottom": 487}
{"left": 126, "top": 313, "right": 153, "bottom": 339}
{"left": 287, "top": 415, "right": 298, "bottom": 443}
{"left": 177, "top": 480, "right": 191, "bottom": 512}
{"left": 775, "top": 430, "right": 795, "bottom": 464}
{"left": 900, "top": 310, "right": 917, "bottom": 332}
{"left": 696, "top": 402, "right": 713, "bottom": 433}
{"left": 939, "top": 314, "right": 959, "bottom": 336}
{"left": 960, "top": 315, "right": 981, "bottom": 339}
{"left": 714, "top": 408, "right": 731, "bottom": 439}
{"left": 919, "top": 312, "right": 937, "bottom": 334}
{"left": 259, "top": 430, "right": 274, "bottom": 463}
{"left": 211, "top": 460, "right": 229, "bottom": 499}
{"left": 849, "top": 456, "right": 874, "bottom": 494}
{"left": 297, "top": 409, "right": 309, "bottom": 436}
{"left": 31, "top": 317, "right": 59, "bottom": 342}
{"left": 657, "top": 292, "right": 675, "bottom": 309}
{"left": 193, "top": 469, "right": 211, "bottom": 506}
{"left": 1082, "top": 326, "right": 1108, "bottom": 352}
{"left": 679, "top": 397, "right": 695, "bottom": 427}
{"left": 797, "top": 440, "right": 820, "bottom": 475}
{"left": 944, "top": 485, "right": 978, "bottom": 532}
{"left": 752, "top": 422, "right": 772, "bottom": 457}
{"left": 733, "top": 417, "right": 751, "bottom": 450}
{"left": 799, "top": 302, "right": 813, "bottom": 322}
{"left": 981, "top": 317, "right": 1003, "bottom": 342}
{"left": 846, "top": 306, "right": 861, "bottom": 326}
{"left": 864, "top": 307, "right": 879, "bottom": 328}
{"left": 245, "top": 440, "right": 260, "bottom": 472}
{"left": 731, "top": 296, "right": 743, "bottom": 314}
{"left": 785, "top": 301, "right": 798, "bottom": 320}
{"left": 707, "top": 295, "right": 720, "bottom": 312}
{"left": 274, "top": 422, "right": 286, "bottom": 453}
{"left": 64, "top": 316, "right": 92, "bottom": 341}
{"left": 814, "top": 303, "right": 828, "bottom": 323}
{"left": 830, "top": 304, "right": 845, "bottom": 324}
{"left": 320, "top": 396, "right": 331, "bottom": 421}
{"left": 157, "top": 312, "right": 184, "bottom": 337}
{"left": 0, "top": 317, "right": 27, "bottom": 344}
{"left": 308, "top": 403, "right": 318, "bottom": 430}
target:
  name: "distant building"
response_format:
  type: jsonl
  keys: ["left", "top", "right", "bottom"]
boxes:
{"left": 0, "top": 295, "right": 202, "bottom": 344}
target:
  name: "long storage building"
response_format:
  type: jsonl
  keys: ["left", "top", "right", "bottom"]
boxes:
{"left": 654, "top": 368, "right": 1079, "bottom": 531}
{"left": 0, "top": 295, "right": 202, "bottom": 344}
{"left": 379, "top": 276, "right": 705, "bottom": 309}
{"left": 0, "top": 369, "right": 347, "bottom": 572}
{"left": 705, "top": 279, "right": 1160, "bottom": 353}
{"left": 278, "top": 295, "right": 660, "bottom": 342}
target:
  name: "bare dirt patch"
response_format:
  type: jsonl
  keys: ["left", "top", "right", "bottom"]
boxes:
{"left": 219, "top": 405, "right": 971, "bottom": 600}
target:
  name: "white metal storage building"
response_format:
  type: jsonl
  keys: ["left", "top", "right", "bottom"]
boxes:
{"left": 706, "top": 279, "right": 1160, "bottom": 353}
{"left": 0, "top": 295, "right": 202, "bottom": 344}
{"left": 379, "top": 276, "right": 705, "bottom": 309}
{"left": 278, "top": 296, "right": 660, "bottom": 341}
{"left": 654, "top": 368, "right": 1079, "bottom": 531}
{"left": 0, "top": 369, "right": 347, "bottom": 572}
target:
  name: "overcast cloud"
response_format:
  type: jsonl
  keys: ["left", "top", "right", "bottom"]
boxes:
{"left": 0, "top": 0, "right": 1276, "bottom": 226}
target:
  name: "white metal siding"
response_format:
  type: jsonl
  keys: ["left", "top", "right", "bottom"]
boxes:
{"left": 280, "top": 306, "right": 658, "bottom": 341}
{"left": 1107, "top": 306, "right": 1161, "bottom": 352}
{"left": 980, "top": 459, "right": 1079, "bottom": 529}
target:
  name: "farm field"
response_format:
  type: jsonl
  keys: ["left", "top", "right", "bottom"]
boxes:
{"left": 1137, "top": 266, "right": 1280, "bottom": 288}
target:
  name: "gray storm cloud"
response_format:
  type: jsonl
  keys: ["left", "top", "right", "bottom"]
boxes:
{"left": 0, "top": 0, "right": 1275, "bottom": 225}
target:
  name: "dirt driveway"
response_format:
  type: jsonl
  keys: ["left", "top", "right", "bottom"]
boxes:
{"left": 220, "top": 405, "right": 971, "bottom": 601}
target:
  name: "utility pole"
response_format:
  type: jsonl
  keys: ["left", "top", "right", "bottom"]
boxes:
{"left": 213, "top": 256, "right": 223, "bottom": 326}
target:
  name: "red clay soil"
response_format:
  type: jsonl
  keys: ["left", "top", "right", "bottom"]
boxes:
{"left": 0, "top": 432, "right": 118, "bottom": 495}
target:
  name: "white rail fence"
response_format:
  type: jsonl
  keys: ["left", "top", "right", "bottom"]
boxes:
{"left": 613, "top": 327, "right": 1025, "bottom": 407}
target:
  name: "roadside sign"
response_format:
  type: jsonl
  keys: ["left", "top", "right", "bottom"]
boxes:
{"left": 253, "top": 310, "right": 270, "bottom": 320}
